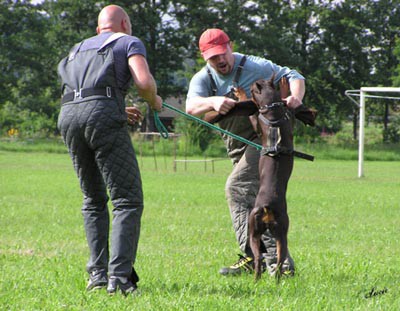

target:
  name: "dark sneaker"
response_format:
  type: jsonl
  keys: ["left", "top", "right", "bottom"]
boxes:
{"left": 107, "top": 276, "right": 137, "bottom": 296}
{"left": 219, "top": 254, "right": 258, "bottom": 275}
{"left": 86, "top": 269, "right": 108, "bottom": 291}
{"left": 283, "top": 255, "right": 295, "bottom": 276}
{"left": 107, "top": 267, "right": 140, "bottom": 296}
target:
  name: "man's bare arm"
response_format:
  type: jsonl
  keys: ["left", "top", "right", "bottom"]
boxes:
{"left": 128, "top": 54, "right": 162, "bottom": 111}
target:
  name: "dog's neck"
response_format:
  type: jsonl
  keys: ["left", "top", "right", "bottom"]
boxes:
{"left": 260, "top": 104, "right": 286, "bottom": 123}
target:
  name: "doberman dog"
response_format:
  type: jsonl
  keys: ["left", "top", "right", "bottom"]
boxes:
{"left": 202, "top": 77, "right": 315, "bottom": 281}
{"left": 248, "top": 77, "right": 316, "bottom": 281}
{"left": 248, "top": 77, "right": 293, "bottom": 281}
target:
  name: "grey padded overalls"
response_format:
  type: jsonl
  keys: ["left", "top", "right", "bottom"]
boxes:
{"left": 57, "top": 34, "right": 142, "bottom": 278}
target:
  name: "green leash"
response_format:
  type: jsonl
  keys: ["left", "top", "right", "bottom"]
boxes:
{"left": 154, "top": 110, "right": 169, "bottom": 139}
{"left": 154, "top": 102, "right": 314, "bottom": 161}
{"left": 157, "top": 102, "right": 262, "bottom": 150}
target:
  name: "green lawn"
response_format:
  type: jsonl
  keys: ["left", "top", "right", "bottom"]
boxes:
{"left": 0, "top": 150, "right": 399, "bottom": 310}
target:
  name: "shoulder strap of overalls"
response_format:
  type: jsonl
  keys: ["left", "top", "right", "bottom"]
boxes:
{"left": 66, "top": 32, "right": 128, "bottom": 62}
{"left": 207, "top": 55, "right": 247, "bottom": 96}
{"left": 233, "top": 56, "right": 247, "bottom": 87}
{"left": 206, "top": 67, "right": 218, "bottom": 96}
{"left": 67, "top": 41, "right": 84, "bottom": 62}
{"left": 98, "top": 32, "right": 128, "bottom": 51}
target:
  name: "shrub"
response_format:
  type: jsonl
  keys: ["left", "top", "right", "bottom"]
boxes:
{"left": 0, "top": 102, "right": 57, "bottom": 138}
{"left": 173, "top": 115, "right": 220, "bottom": 153}
{"left": 383, "top": 117, "right": 400, "bottom": 143}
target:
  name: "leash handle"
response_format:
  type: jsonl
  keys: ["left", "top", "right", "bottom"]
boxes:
{"left": 292, "top": 150, "right": 314, "bottom": 161}
{"left": 154, "top": 110, "right": 169, "bottom": 139}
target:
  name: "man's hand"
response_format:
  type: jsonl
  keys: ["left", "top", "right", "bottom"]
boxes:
{"left": 126, "top": 106, "right": 143, "bottom": 125}
{"left": 283, "top": 95, "right": 303, "bottom": 110}
{"left": 150, "top": 95, "right": 163, "bottom": 112}
{"left": 283, "top": 78, "right": 305, "bottom": 110}
{"left": 213, "top": 96, "right": 237, "bottom": 115}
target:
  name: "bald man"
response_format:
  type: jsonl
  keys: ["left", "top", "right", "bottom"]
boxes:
{"left": 57, "top": 5, "right": 162, "bottom": 295}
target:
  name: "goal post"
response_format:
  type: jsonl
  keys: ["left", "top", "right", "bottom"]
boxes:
{"left": 345, "top": 87, "right": 400, "bottom": 178}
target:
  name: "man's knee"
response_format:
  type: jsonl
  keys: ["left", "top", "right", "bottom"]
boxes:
{"left": 82, "top": 194, "right": 109, "bottom": 212}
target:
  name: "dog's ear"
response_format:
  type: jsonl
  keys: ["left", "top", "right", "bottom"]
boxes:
{"left": 234, "top": 87, "right": 248, "bottom": 101}
{"left": 279, "top": 77, "right": 289, "bottom": 99}
{"left": 251, "top": 80, "right": 264, "bottom": 95}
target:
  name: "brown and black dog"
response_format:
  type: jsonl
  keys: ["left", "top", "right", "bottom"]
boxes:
{"left": 248, "top": 77, "right": 293, "bottom": 281}
{"left": 248, "top": 77, "right": 316, "bottom": 281}
{"left": 202, "top": 77, "right": 315, "bottom": 281}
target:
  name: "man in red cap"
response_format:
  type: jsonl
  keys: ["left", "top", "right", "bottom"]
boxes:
{"left": 186, "top": 28, "right": 305, "bottom": 276}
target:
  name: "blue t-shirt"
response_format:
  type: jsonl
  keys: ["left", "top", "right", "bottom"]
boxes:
{"left": 186, "top": 53, "right": 305, "bottom": 162}
{"left": 79, "top": 32, "right": 147, "bottom": 92}
{"left": 186, "top": 52, "right": 305, "bottom": 101}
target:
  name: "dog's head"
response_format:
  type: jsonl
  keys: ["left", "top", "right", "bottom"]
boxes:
{"left": 251, "top": 75, "right": 281, "bottom": 106}
{"left": 251, "top": 77, "right": 287, "bottom": 123}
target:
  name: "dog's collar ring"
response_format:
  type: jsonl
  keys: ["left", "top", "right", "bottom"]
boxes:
{"left": 259, "top": 101, "right": 286, "bottom": 112}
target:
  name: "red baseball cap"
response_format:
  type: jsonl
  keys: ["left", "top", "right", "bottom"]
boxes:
{"left": 199, "top": 29, "right": 230, "bottom": 60}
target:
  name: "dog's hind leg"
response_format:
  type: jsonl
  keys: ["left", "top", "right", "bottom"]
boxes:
{"left": 273, "top": 208, "right": 289, "bottom": 282}
{"left": 249, "top": 206, "right": 267, "bottom": 281}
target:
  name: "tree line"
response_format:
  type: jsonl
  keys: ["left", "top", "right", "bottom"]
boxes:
{"left": 1, "top": 0, "right": 400, "bottom": 139}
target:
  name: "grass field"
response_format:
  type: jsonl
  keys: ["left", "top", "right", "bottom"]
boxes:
{"left": 1, "top": 148, "right": 399, "bottom": 310}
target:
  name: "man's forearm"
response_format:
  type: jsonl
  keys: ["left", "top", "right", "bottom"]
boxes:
{"left": 186, "top": 97, "right": 215, "bottom": 116}
{"left": 289, "top": 79, "right": 305, "bottom": 101}
{"left": 186, "top": 96, "right": 237, "bottom": 116}
{"left": 136, "top": 78, "right": 159, "bottom": 109}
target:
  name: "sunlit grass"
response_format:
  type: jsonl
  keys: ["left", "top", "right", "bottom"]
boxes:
{"left": 1, "top": 149, "right": 399, "bottom": 310}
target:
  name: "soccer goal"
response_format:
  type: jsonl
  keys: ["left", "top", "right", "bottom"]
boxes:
{"left": 345, "top": 87, "right": 400, "bottom": 178}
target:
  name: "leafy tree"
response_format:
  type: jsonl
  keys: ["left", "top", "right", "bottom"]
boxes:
{"left": 1, "top": 0, "right": 400, "bottom": 142}
{"left": 0, "top": 0, "right": 60, "bottom": 135}
{"left": 393, "top": 37, "right": 400, "bottom": 87}
{"left": 365, "top": 0, "right": 400, "bottom": 132}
